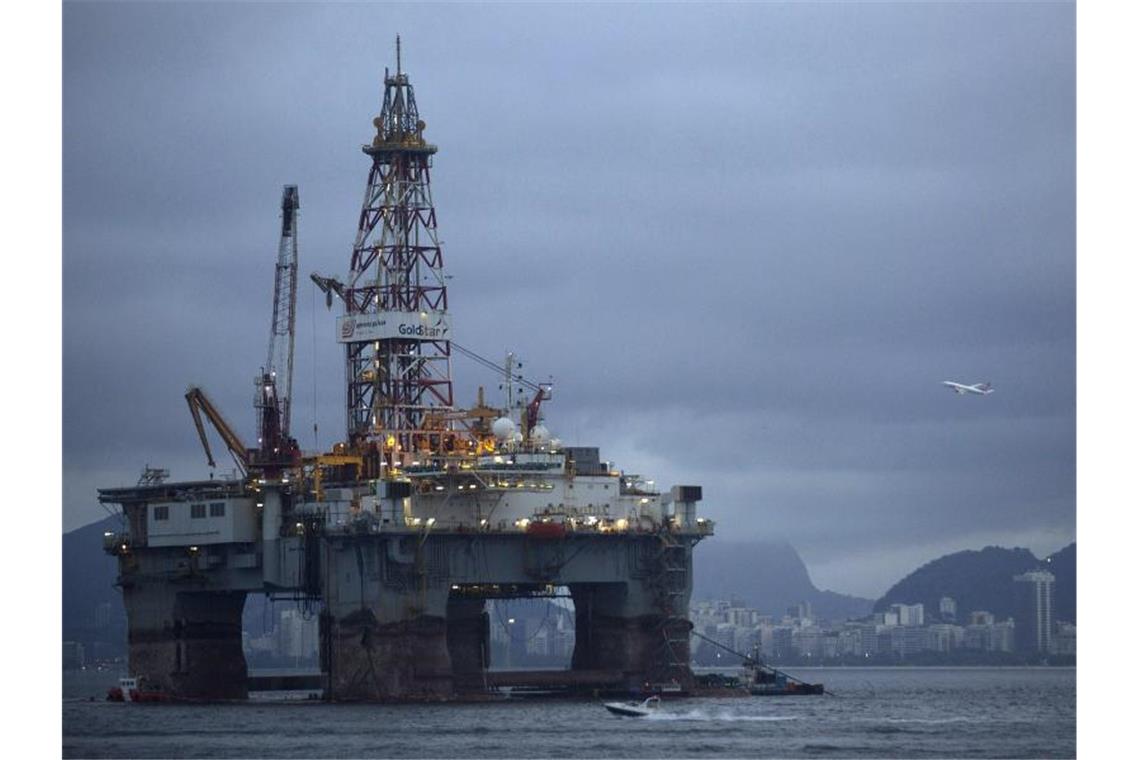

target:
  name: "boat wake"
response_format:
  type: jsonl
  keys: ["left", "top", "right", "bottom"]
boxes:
{"left": 877, "top": 717, "right": 974, "bottom": 725}
{"left": 646, "top": 710, "right": 800, "bottom": 723}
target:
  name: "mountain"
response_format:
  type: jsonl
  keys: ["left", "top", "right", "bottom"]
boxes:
{"left": 692, "top": 540, "right": 874, "bottom": 620}
{"left": 62, "top": 514, "right": 128, "bottom": 658}
{"left": 874, "top": 543, "right": 1076, "bottom": 623}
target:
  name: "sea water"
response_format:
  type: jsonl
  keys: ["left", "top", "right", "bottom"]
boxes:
{"left": 62, "top": 667, "right": 1075, "bottom": 758}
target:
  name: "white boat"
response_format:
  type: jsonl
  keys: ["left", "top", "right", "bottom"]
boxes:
{"left": 603, "top": 695, "right": 661, "bottom": 717}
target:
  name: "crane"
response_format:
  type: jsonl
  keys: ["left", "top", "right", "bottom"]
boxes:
{"left": 522, "top": 383, "right": 553, "bottom": 443}
{"left": 186, "top": 386, "right": 250, "bottom": 475}
{"left": 185, "top": 186, "right": 302, "bottom": 475}
{"left": 255, "top": 185, "right": 300, "bottom": 463}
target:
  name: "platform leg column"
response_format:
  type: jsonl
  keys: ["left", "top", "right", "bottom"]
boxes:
{"left": 323, "top": 538, "right": 454, "bottom": 700}
{"left": 446, "top": 596, "right": 489, "bottom": 677}
{"left": 123, "top": 584, "right": 248, "bottom": 700}
{"left": 570, "top": 580, "right": 695, "bottom": 691}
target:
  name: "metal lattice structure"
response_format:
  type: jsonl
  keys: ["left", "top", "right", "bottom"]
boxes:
{"left": 264, "top": 185, "right": 300, "bottom": 439}
{"left": 340, "top": 40, "right": 453, "bottom": 454}
{"left": 255, "top": 185, "right": 300, "bottom": 462}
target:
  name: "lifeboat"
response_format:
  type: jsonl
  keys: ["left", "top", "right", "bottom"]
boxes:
{"left": 525, "top": 521, "right": 567, "bottom": 539}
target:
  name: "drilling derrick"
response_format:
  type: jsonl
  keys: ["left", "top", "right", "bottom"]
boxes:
{"left": 340, "top": 41, "right": 453, "bottom": 459}
{"left": 256, "top": 185, "right": 300, "bottom": 467}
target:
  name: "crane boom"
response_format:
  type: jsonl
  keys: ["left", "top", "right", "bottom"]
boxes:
{"left": 265, "top": 185, "right": 300, "bottom": 438}
{"left": 309, "top": 273, "right": 346, "bottom": 309}
{"left": 186, "top": 386, "right": 250, "bottom": 474}
{"left": 257, "top": 185, "right": 300, "bottom": 461}
{"left": 523, "top": 383, "right": 553, "bottom": 442}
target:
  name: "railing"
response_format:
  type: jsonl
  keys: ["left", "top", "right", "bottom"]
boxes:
{"left": 316, "top": 512, "right": 714, "bottom": 540}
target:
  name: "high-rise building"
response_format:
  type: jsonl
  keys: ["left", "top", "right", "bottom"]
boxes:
{"left": 888, "top": 626, "right": 926, "bottom": 657}
{"left": 839, "top": 622, "right": 879, "bottom": 657}
{"left": 962, "top": 623, "right": 990, "bottom": 651}
{"left": 1013, "top": 570, "right": 1055, "bottom": 653}
{"left": 727, "top": 607, "right": 755, "bottom": 627}
{"left": 874, "top": 610, "right": 900, "bottom": 627}
{"left": 970, "top": 610, "right": 995, "bottom": 626}
{"left": 527, "top": 627, "right": 549, "bottom": 656}
{"left": 890, "top": 603, "right": 924, "bottom": 627}
{"left": 939, "top": 596, "right": 957, "bottom": 622}
{"left": 926, "top": 624, "right": 962, "bottom": 652}
{"left": 1052, "top": 623, "right": 1077, "bottom": 656}
{"left": 793, "top": 626, "right": 823, "bottom": 658}
{"left": 765, "top": 626, "right": 794, "bottom": 659}
{"left": 785, "top": 601, "right": 812, "bottom": 622}
{"left": 277, "top": 608, "right": 318, "bottom": 660}
{"left": 991, "top": 619, "right": 1016, "bottom": 653}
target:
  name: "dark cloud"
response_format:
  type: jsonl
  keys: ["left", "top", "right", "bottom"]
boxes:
{"left": 63, "top": 2, "right": 1074, "bottom": 597}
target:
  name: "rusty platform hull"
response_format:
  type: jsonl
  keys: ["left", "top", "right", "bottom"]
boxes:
{"left": 111, "top": 514, "right": 701, "bottom": 702}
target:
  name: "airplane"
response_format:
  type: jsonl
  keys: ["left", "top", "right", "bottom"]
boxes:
{"left": 942, "top": 380, "right": 994, "bottom": 396}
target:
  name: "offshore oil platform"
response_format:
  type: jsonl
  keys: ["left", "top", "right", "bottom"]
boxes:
{"left": 99, "top": 44, "right": 713, "bottom": 702}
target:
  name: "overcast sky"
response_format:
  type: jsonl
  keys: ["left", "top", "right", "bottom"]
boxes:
{"left": 62, "top": 1, "right": 1074, "bottom": 598}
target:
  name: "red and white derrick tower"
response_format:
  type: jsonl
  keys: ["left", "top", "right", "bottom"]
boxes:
{"left": 337, "top": 41, "right": 454, "bottom": 460}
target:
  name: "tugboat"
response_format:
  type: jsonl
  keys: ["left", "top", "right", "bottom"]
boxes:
{"left": 746, "top": 662, "right": 825, "bottom": 696}
{"left": 693, "top": 633, "right": 828, "bottom": 696}
{"left": 742, "top": 645, "right": 826, "bottom": 696}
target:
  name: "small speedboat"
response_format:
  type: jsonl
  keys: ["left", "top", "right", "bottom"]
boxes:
{"left": 603, "top": 695, "right": 661, "bottom": 717}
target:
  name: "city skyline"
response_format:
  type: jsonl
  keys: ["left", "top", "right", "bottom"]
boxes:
{"left": 690, "top": 591, "right": 1075, "bottom": 665}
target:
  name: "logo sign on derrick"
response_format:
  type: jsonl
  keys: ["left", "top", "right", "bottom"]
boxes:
{"left": 337, "top": 311, "right": 451, "bottom": 343}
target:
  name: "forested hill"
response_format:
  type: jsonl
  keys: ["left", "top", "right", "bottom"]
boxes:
{"left": 874, "top": 543, "right": 1076, "bottom": 623}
